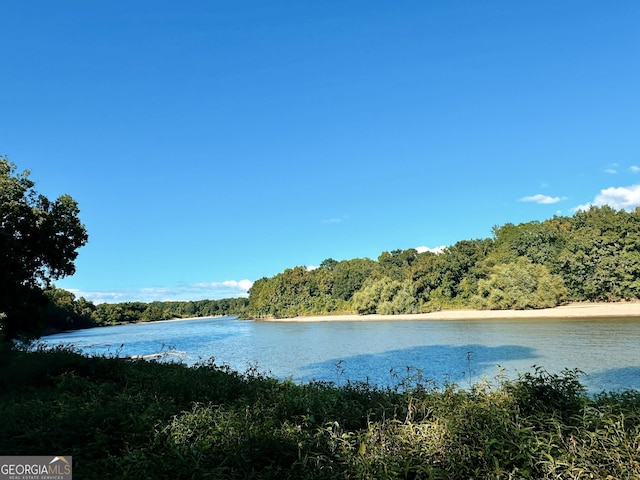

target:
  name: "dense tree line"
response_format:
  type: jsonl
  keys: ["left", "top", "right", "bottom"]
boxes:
{"left": 89, "top": 296, "right": 249, "bottom": 325}
{"left": 41, "top": 286, "right": 249, "bottom": 333}
{"left": 6, "top": 156, "right": 640, "bottom": 336}
{"left": 246, "top": 206, "right": 640, "bottom": 317}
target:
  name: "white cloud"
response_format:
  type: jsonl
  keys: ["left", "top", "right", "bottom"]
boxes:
{"left": 66, "top": 279, "right": 254, "bottom": 304}
{"left": 416, "top": 245, "right": 446, "bottom": 254}
{"left": 519, "top": 194, "right": 566, "bottom": 204}
{"left": 575, "top": 184, "right": 640, "bottom": 212}
{"left": 214, "top": 279, "right": 254, "bottom": 291}
{"left": 630, "top": 166, "right": 640, "bottom": 173}
{"left": 604, "top": 163, "right": 619, "bottom": 174}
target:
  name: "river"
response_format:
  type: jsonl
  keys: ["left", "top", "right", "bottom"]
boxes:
{"left": 41, "top": 316, "right": 640, "bottom": 393}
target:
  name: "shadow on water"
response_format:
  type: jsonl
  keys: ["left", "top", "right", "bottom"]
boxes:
{"left": 297, "top": 343, "right": 538, "bottom": 388}
{"left": 585, "top": 366, "right": 640, "bottom": 393}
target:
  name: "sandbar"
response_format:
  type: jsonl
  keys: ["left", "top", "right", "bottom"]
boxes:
{"left": 261, "top": 302, "right": 640, "bottom": 322}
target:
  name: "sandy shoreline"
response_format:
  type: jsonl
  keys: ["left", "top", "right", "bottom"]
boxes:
{"left": 260, "top": 302, "right": 640, "bottom": 322}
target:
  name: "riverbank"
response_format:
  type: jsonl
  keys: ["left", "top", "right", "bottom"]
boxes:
{"left": 263, "top": 301, "right": 640, "bottom": 322}
{"left": 3, "top": 343, "right": 639, "bottom": 478}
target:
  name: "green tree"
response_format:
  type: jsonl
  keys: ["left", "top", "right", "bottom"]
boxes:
{"left": 491, "top": 220, "right": 567, "bottom": 266}
{"left": 0, "top": 158, "right": 88, "bottom": 339}
{"left": 247, "top": 277, "right": 273, "bottom": 317}
{"left": 411, "top": 239, "right": 492, "bottom": 309}
{"left": 557, "top": 206, "right": 640, "bottom": 301}
{"left": 246, "top": 267, "right": 314, "bottom": 318}
{"left": 378, "top": 249, "right": 418, "bottom": 281}
{"left": 378, "top": 280, "right": 418, "bottom": 315}
{"left": 351, "top": 277, "right": 417, "bottom": 315}
{"left": 319, "top": 258, "right": 338, "bottom": 270}
{"left": 331, "top": 258, "right": 377, "bottom": 301}
{"left": 474, "top": 258, "right": 567, "bottom": 309}
{"left": 42, "top": 286, "right": 95, "bottom": 332}
{"left": 351, "top": 279, "right": 387, "bottom": 314}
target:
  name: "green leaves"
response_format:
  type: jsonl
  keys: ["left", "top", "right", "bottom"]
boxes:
{"left": 4, "top": 347, "right": 639, "bottom": 478}
{"left": 0, "top": 157, "right": 88, "bottom": 339}
{"left": 474, "top": 258, "right": 567, "bottom": 310}
{"left": 246, "top": 205, "right": 640, "bottom": 317}
{"left": 351, "top": 278, "right": 418, "bottom": 315}
{"left": 247, "top": 259, "right": 375, "bottom": 318}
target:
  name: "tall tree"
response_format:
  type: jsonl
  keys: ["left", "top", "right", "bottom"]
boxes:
{"left": 331, "top": 258, "right": 377, "bottom": 301}
{"left": 378, "top": 249, "right": 418, "bottom": 281}
{"left": 0, "top": 158, "right": 88, "bottom": 339}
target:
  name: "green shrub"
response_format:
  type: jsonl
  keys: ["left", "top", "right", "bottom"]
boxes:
{"left": 1, "top": 346, "right": 639, "bottom": 479}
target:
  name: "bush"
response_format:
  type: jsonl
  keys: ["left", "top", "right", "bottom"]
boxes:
{"left": 1, "top": 346, "right": 639, "bottom": 479}
{"left": 474, "top": 258, "right": 568, "bottom": 309}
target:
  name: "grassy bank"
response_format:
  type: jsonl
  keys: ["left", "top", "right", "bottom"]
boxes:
{"left": 1, "top": 345, "right": 639, "bottom": 479}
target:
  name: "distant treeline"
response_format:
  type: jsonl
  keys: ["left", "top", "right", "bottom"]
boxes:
{"left": 41, "top": 289, "right": 249, "bottom": 334}
{"left": 246, "top": 206, "right": 640, "bottom": 318}
{"left": 42, "top": 205, "right": 640, "bottom": 333}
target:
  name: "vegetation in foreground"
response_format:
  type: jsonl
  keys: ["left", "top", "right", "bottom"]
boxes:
{"left": 1, "top": 345, "right": 639, "bottom": 479}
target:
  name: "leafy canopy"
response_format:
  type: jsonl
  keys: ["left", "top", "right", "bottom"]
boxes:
{"left": 0, "top": 157, "right": 88, "bottom": 339}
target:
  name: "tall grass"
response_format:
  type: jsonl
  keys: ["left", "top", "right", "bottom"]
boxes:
{"left": 1, "top": 343, "right": 638, "bottom": 479}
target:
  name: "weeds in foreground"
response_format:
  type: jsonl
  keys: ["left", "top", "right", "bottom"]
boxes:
{"left": 1, "top": 344, "right": 639, "bottom": 479}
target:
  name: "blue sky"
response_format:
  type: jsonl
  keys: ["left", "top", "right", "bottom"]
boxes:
{"left": 2, "top": 1, "right": 639, "bottom": 303}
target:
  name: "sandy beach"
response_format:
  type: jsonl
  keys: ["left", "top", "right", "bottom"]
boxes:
{"left": 262, "top": 302, "right": 640, "bottom": 322}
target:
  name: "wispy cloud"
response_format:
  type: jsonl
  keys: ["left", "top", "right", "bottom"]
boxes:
{"left": 630, "top": 166, "right": 640, "bottom": 173}
{"left": 416, "top": 245, "right": 446, "bottom": 254}
{"left": 575, "top": 184, "right": 640, "bottom": 212}
{"left": 191, "top": 280, "right": 254, "bottom": 293}
{"left": 321, "top": 214, "right": 349, "bottom": 225}
{"left": 604, "top": 163, "right": 619, "bottom": 174}
{"left": 519, "top": 194, "right": 567, "bottom": 204}
{"left": 65, "top": 279, "right": 254, "bottom": 304}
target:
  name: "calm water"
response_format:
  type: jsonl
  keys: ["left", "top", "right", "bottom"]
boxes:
{"left": 41, "top": 316, "right": 640, "bottom": 393}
